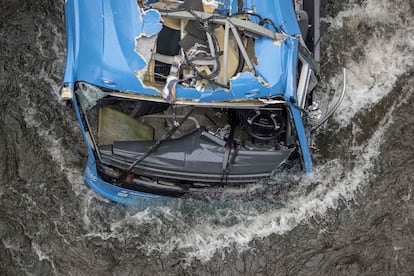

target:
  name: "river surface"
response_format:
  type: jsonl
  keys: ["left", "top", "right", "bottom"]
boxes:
{"left": 1, "top": 0, "right": 414, "bottom": 275}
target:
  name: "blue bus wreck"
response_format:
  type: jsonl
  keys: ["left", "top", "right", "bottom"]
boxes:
{"left": 62, "top": 0, "right": 324, "bottom": 203}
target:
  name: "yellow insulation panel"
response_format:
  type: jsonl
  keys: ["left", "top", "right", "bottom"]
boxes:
{"left": 98, "top": 107, "right": 154, "bottom": 145}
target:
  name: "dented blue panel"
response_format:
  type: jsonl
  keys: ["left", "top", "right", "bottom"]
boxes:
{"left": 254, "top": 39, "right": 286, "bottom": 87}
{"left": 64, "top": 0, "right": 160, "bottom": 94}
{"left": 174, "top": 72, "right": 287, "bottom": 102}
{"left": 141, "top": 9, "right": 163, "bottom": 36}
{"left": 64, "top": 0, "right": 301, "bottom": 102}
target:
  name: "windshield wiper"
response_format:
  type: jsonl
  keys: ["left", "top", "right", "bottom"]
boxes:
{"left": 118, "top": 108, "right": 194, "bottom": 182}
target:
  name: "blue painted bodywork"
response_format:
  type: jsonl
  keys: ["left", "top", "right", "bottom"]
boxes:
{"left": 64, "top": 0, "right": 313, "bottom": 203}
{"left": 72, "top": 92, "right": 169, "bottom": 203}
{"left": 63, "top": 0, "right": 300, "bottom": 100}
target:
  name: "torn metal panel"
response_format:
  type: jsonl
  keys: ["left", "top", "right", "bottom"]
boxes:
{"left": 63, "top": 0, "right": 161, "bottom": 95}
{"left": 64, "top": 0, "right": 306, "bottom": 102}
{"left": 134, "top": 35, "right": 157, "bottom": 65}
{"left": 139, "top": 9, "right": 162, "bottom": 37}
{"left": 63, "top": 0, "right": 326, "bottom": 202}
{"left": 171, "top": 72, "right": 286, "bottom": 103}
{"left": 133, "top": 9, "right": 161, "bottom": 75}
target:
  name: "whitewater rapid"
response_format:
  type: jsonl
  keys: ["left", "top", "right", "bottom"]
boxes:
{"left": 17, "top": 0, "right": 414, "bottom": 265}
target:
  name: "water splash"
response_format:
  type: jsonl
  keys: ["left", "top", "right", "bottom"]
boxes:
{"left": 19, "top": 0, "right": 412, "bottom": 266}
{"left": 322, "top": 0, "right": 414, "bottom": 126}
{"left": 76, "top": 0, "right": 414, "bottom": 263}
{"left": 79, "top": 79, "right": 410, "bottom": 263}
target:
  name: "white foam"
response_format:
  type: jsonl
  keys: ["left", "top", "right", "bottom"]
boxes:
{"left": 77, "top": 99, "right": 402, "bottom": 262}
{"left": 20, "top": 20, "right": 97, "bottom": 223}
{"left": 143, "top": 89, "right": 405, "bottom": 261}
{"left": 32, "top": 242, "right": 57, "bottom": 274}
{"left": 81, "top": 0, "right": 414, "bottom": 262}
{"left": 323, "top": 0, "right": 414, "bottom": 126}
{"left": 23, "top": 105, "right": 84, "bottom": 194}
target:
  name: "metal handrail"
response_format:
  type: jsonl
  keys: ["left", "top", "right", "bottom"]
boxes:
{"left": 158, "top": 10, "right": 287, "bottom": 41}
{"left": 311, "top": 68, "right": 347, "bottom": 132}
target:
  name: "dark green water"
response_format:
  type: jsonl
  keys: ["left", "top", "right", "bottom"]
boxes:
{"left": 1, "top": 0, "right": 413, "bottom": 274}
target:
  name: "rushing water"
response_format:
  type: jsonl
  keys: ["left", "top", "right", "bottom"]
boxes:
{"left": 1, "top": 0, "right": 414, "bottom": 275}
